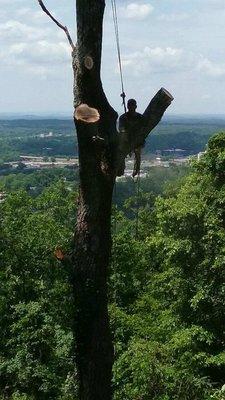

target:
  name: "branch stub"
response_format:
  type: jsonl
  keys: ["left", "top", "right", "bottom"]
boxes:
{"left": 84, "top": 56, "right": 94, "bottom": 70}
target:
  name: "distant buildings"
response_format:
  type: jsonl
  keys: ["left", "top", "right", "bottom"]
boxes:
{"left": 16, "top": 156, "right": 79, "bottom": 170}
{"left": 39, "top": 131, "right": 54, "bottom": 138}
{"left": 155, "top": 149, "right": 189, "bottom": 166}
{"left": 158, "top": 148, "right": 187, "bottom": 157}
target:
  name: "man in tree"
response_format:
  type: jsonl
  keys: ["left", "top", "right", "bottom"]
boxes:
{"left": 119, "top": 99, "right": 146, "bottom": 177}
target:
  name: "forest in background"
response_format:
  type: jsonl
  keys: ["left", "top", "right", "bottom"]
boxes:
{"left": 0, "top": 127, "right": 225, "bottom": 399}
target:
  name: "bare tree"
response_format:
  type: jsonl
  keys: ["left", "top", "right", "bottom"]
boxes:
{"left": 38, "top": 1, "right": 173, "bottom": 399}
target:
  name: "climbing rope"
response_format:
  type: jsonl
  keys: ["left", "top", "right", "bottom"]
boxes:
{"left": 111, "top": 0, "right": 127, "bottom": 113}
{"left": 110, "top": 0, "right": 143, "bottom": 240}
{"left": 111, "top": 0, "right": 142, "bottom": 239}
{"left": 111, "top": 0, "right": 125, "bottom": 237}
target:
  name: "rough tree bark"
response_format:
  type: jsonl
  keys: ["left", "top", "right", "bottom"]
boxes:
{"left": 72, "top": 3, "right": 117, "bottom": 398}
{"left": 38, "top": 1, "right": 173, "bottom": 399}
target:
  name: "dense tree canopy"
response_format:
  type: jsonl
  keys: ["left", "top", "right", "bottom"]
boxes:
{"left": 0, "top": 132, "right": 225, "bottom": 399}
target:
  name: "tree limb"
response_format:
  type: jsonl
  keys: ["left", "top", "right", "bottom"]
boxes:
{"left": 37, "top": 0, "right": 75, "bottom": 50}
{"left": 143, "top": 88, "right": 174, "bottom": 135}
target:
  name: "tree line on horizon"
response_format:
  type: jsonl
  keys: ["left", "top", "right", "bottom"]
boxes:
{"left": 0, "top": 118, "right": 224, "bottom": 164}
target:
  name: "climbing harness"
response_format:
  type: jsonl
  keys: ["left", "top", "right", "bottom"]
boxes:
{"left": 111, "top": 0, "right": 127, "bottom": 113}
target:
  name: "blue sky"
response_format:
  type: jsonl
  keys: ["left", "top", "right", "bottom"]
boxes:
{"left": 1, "top": 0, "right": 225, "bottom": 115}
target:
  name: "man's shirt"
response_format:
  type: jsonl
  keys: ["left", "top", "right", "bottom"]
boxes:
{"left": 119, "top": 111, "right": 146, "bottom": 147}
{"left": 119, "top": 111, "right": 144, "bottom": 133}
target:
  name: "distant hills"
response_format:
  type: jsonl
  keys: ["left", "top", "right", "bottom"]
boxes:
{"left": 0, "top": 113, "right": 72, "bottom": 120}
{"left": 1, "top": 113, "right": 225, "bottom": 123}
{"left": 0, "top": 115, "right": 225, "bottom": 161}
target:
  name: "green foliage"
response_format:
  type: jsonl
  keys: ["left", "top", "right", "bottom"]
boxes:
{"left": 0, "top": 168, "right": 78, "bottom": 196}
{"left": 111, "top": 132, "right": 225, "bottom": 400}
{"left": 1, "top": 130, "right": 225, "bottom": 399}
{"left": 0, "top": 119, "right": 77, "bottom": 162}
{"left": 196, "top": 132, "right": 225, "bottom": 184}
{"left": 0, "top": 185, "right": 76, "bottom": 399}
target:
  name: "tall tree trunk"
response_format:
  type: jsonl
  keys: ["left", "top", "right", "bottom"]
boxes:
{"left": 72, "top": 121, "right": 116, "bottom": 400}
{"left": 72, "top": 151, "right": 114, "bottom": 400}
{"left": 72, "top": 1, "right": 117, "bottom": 399}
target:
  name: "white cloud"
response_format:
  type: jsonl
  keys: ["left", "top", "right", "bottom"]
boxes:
{"left": 0, "top": 20, "right": 51, "bottom": 41}
{"left": 120, "top": 46, "right": 187, "bottom": 75}
{"left": 158, "top": 13, "right": 189, "bottom": 22}
{"left": 9, "top": 40, "right": 71, "bottom": 65}
{"left": 0, "top": 14, "right": 71, "bottom": 79}
{"left": 0, "top": 0, "right": 24, "bottom": 3}
{"left": 120, "top": 3, "right": 154, "bottom": 20}
{"left": 197, "top": 57, "right": 225, "bottom": 77}
{"left": 201, "top": 94, "right": 211, "bottom": 100}
{"left": 205, "top": 0, "right": 225, "bottom": 9}
{"left": 118, "top": 46, "right": 225, "bottom": 82}
{"left": 15, "top": 7, "right": 47, "bottom": 23}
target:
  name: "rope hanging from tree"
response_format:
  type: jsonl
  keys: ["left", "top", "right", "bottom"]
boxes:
{"left": 111, "top": 0, "right": 127, "bottom": 113}
{"left": 111, "top": 0, "right": 142, "bottom": 240}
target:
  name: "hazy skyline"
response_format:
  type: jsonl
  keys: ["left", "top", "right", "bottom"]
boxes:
{"left": 1, "top": 0, "right": 225, "bottom": 116}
